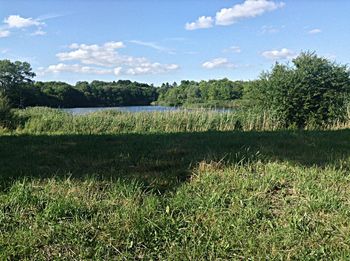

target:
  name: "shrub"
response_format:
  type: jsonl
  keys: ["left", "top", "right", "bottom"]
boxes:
{"left": 244, "top": 52, "right": 350, "bottom": 128}
{"left": 0, "top": 92, "right": 13, "bottom": 128}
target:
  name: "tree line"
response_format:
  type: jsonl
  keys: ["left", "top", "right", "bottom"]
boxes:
{"left": 156, "top": 79, "right": 245, "bottom": 107}
{"left": 0, "top": 60, "right": 158, "bottom": 108}
{"left": 0, "top": 59, "right": 246, "bottom": 109}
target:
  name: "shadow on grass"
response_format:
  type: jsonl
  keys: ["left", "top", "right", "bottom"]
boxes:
{"left": 1, "top": 129, "right": 350, "bottom": 192}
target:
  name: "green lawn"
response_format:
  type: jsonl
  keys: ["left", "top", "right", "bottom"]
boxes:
{"left": 1, "top": 130, "right": 350, "bottom": 259}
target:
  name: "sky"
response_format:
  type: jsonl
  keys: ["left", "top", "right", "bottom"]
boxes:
{"left": 0, "top": 0, "right": 349, "bottom": 86}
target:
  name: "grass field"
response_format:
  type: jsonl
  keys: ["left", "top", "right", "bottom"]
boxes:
{"left": 1, "top": 126, "right": 350, "bottom": 259}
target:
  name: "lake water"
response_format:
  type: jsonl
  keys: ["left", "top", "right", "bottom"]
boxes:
{"left": 62, "top": 106, "right": 180, "bottom": 115}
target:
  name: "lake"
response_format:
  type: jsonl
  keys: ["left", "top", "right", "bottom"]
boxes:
{"left": 62, "top": 106, "right": 180, "bottom": 115}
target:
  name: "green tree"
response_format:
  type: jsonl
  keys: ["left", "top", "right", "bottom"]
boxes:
{"left": 158, "top": 79, "right": 244, "bottom": 106}
{"left": 0, "top": 60, "right": 36, "bottom": 107}
{"left": 244, "top": 52, "right": 350, "bottom": 128}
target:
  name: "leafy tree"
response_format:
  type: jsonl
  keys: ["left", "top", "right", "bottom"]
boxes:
{"left": 244, "top": 52, "right": 350, "bottom": 128}
{"left": 0, "top": 60, "right": 36, "bottom": 107}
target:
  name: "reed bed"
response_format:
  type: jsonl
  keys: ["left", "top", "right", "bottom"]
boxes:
{"left": 11, "top": 106, "right": 350, "bottom": 135}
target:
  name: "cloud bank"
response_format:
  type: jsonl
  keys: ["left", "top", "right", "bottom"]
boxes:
{"left": 41, "top": 41, "right": 179, "bottom": 77}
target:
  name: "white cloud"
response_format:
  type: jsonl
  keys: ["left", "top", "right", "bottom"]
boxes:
{"left": 4, "top": 15, "right": 42, "bottom": 28}
{"left": 202, "top": 58, "right": 236, "bottom": 69}
{"left": 129, "top": 40, "right": 175, "bottom": 54}
{"left": 104, "top": 41, "right": 125, "bottom": 49}
{"left": 1, "top": 14, "right": 50, "bottom": 37}
{"left": 186, "top": 1, "right": 284, "bottom": 31}
{"left": 36, "top": 13, "right": 67, "bottom": 21}
{"left": 261, "top": 48, "right": 295, "bottom": 60}
{"left": 260, "top": 25, "right": 283, "bottom": 34}
{"left": 57, "top": 41, "right": 126, "bottom": 66}
{"left": 113, "top": 67, "right": 122, "bottom": 76}
{"left": 43, "top": 41, "right": 179, "bottom": 76}
{"left": 216, "top": 0, "right": 285, "bottom": 26}
{"left": 185, "top": 16, "right": 213, "bottom": 30}
{"left": 44, "top": 63, "right": 113, "bottom": 75}
{"left": 126, "top": 63, "right": 179, "bottom": 75}
{"left": 0, "top": 30, "right": 10, "bottom": 38}
{"left": 31, "top": 29, "right": 46, "bottom": 36}
{"left": 223, "top": 46, "right": 241, "bottom": 53}
{"left": 44, "top": 62, "right": 179, "bottom": 77}
{"left": 308, "top": 28, "right": 322, "bottom": 34}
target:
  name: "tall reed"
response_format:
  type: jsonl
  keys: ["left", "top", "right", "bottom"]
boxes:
{"left": 12, "top": 106, "right": 350, "bottom": 135}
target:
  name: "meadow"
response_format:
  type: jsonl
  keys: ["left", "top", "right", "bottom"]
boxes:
{"left": 1, "top": 108, "right": 350, "bottom": 259}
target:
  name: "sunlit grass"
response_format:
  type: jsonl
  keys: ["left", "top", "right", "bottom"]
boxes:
{"left": 10, "top": 106, "right": 350, "bottom": 135}
{"left": 2, "top": 161, "right": 350, "bottom": 259}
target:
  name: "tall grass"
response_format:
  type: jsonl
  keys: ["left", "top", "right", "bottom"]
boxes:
{"left": 10, "top": 107, "right": 343, "bottom": 135}
{"left": 12, "top": 106, "right": 350, "bottom": 135}
{"left": 2, "top": 161, "right": 350, "bottom": 259}
{"left": 13, "top": 107, "right": 258, "bottom": 134}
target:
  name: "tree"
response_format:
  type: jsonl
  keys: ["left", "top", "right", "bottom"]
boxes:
{"left": 244, "top": 52, "right": 350, "bottom": 128}
{"left": 0, "top": 60, "right": 36, "bottom": 107}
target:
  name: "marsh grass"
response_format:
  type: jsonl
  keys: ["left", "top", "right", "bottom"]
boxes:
{"left": 10, "top": 106, "right": 350, "bottom": 135}
{"left": 14, "top": 107, "right": 250, "bottom": 134}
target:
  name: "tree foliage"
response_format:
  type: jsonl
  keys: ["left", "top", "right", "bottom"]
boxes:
{"left": 244, "top": 52, "right": 350, "bottom": 128}
{"left": 0, "top": 60, "right": 36, "bottom": 107}
{"left": 25, "top": 80, "right": 158, "bottom": 108}
{"left": 157, "top": 79, "right": 245, "bottom": 107}
{"left": 0, "top": 59, "right": 159, "bottom": 108}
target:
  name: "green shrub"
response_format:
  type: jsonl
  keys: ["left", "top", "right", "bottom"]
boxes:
{"left": 0, "top": 92, "right": 13, "bottom": 128}
{"left": 244, "top": 52, "right": 350, "bottom": 128}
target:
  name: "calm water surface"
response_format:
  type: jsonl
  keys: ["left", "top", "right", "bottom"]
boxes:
{"left": 62, "top": 106, "right": 179, "bottom": 115}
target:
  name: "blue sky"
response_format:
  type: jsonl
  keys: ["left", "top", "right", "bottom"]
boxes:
{"left": 0, "top": 0, "right": 349, "bottom": 86}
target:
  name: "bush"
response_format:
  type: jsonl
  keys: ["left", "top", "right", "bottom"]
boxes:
{"left": 0, "top": 92, "right": 13, "bottom": 128}
{"left": 244, "top": 52, "right": 350, "bottom": 128}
